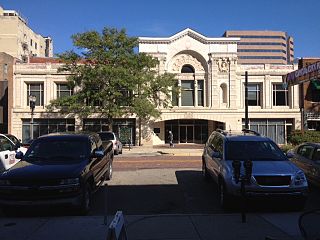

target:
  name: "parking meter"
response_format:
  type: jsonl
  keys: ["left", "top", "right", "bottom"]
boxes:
{"left": 243, "top": 159, "right": 253, "bottom": 184}
{"left": 232, "top": 160, "right": 241, "bottom": 183}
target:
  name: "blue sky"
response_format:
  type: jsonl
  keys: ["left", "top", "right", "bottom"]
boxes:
{"left": 1, "top": 0, "right": 320, "bottom": 58}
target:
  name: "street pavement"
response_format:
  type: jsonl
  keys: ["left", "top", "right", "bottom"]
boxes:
{"left": 0, "top": 145, "right": 310, "bottom": 240}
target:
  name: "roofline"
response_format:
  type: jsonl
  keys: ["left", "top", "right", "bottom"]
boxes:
{"left": 139, "top": 28, "right": 240, "bottom": 44}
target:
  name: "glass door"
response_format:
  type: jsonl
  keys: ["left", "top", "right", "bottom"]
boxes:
{"left": 179, "top": 125, "right": 194, "bottom": 143}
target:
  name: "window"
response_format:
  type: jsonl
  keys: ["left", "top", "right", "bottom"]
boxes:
{"left": 238, "top": 42, "right": 286, "bottom": 46}
{"left": 181, "top": 80, "right": 194, "bottom": 106}
{"left": 238, "top": 49, "right": 286, "bottom": 53}
{"left": 242, "top": 119, "right": 290, "bottom": 144}
{"left": 198, "top": 80, "right": 204, "bottom": 106}
{"left": 181, "top": 65, "right": 195, "bottom": 73}
{"left": 0, "top": 136, "right": 14, "bottom": 151}
{"left": 22, "top": 118, "right": 75, "bottom": 143}
{"left": 4, "top": 64, "right": 8, "bottom": 74}
{"left": 220, "top": 83, "right": 227, "bottom": 104}
{"left": 27, "top": 83, "right": 44, "bottom": 106}
{"left": 247, "top": 84, "right": 261, "bottom": 106}
{"left": 309, "top": 80, "right": 320, "bottom": 102}
{"left": 57, "top": 83, "right": 73, "bottom": 98}
{"left": 30, "top": 39, "right": 33, "bottom": 46}
{"left": 239, "top": 56, "right": 287, "bottom": 60}
{"left": 229, "top": 35, "right": 286, "bottom": 40}
{"left": 298, "top": 145, "right": 314, "bottom": 159}
{"left": 118, "top": 88, "right": 132, "bottom": 106}
{"left": 86, "top": 88, "right": 101, "bottom": 106}
{"left": 273, "top": 84, "right": 288, "bottom": 106}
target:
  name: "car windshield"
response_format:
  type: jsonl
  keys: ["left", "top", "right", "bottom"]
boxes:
{"left": 225, "top": 140, "right": 287, "bottom": 161}
{"left": 6, "top": 135, "right": 19, "bottom": 145}
{"left": 24, "top": 138, "right": 89, "bottom": 163}
{"left": 98, "top": 132, "right": 114, "bottom": 141}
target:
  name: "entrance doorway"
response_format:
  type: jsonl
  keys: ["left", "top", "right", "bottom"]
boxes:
{"left": 179, "top": 125, "right": 193, "bottom": 143}
{"left": 165, "top": 119, "right": 208, "bottom": 144}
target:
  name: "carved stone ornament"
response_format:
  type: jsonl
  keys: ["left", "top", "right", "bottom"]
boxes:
{"left": 171, "top": 54, "right": 204, "bottom": 72}
{"left": 217, "top": 58, "right": 229, "bottom": 73}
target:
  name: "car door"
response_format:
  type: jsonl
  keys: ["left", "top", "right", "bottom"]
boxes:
{"left": 310, "top": 147, "right": 320, "bottom": 186}
{"left": 293, "top": 144, "right": 315, "bottom": 180}
{"left": 204, "top": 133, "right": 215, "bottom": 173}
{"left": 0, "top": 136, "right": 19, "bottom": 172}
{"left": 89, "top": 136, "right": 106, "bottom": 183}
{"left": 208, "top": 134, "right": 223, "bottom": 182}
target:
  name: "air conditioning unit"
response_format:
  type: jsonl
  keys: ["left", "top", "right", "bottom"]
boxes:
{"left": 22, "top": 42, "right": 28, "bottom": 51}
{"left": 21, "top": 55, "right": 28, "bottom": 63}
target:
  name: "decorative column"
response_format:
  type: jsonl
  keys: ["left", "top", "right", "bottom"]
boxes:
{"left": 207, "top": 53, "right": 212, "bottom": 108}
{"left": 194, "top": 78, "right": 198, "bottom": 107}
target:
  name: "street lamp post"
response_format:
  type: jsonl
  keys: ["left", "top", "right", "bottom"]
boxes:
{"left": 29, "top": 95, "right": 36, "bottom": 141}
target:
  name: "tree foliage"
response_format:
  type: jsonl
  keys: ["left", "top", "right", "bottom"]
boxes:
{"left": 47, "top": 27, "right": 177, "bottom": 126}
{"left": 288, "top": 130, "right": 320, "bottom": 145}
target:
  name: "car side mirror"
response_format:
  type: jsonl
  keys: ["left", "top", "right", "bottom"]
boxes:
{"left": 15, "top": 151, "right": 24, "bottom": 159}
{"left": 92, "top": 149, "right": 105, "bottom": 159}
{"left": 14, "top": 143, "right": 21, "bottom": 150}
{"left": 212, "top": 151, "right": 222, "bottom": 159}
{"left": 286, "top": 151, "right": 294, "bottom": 158}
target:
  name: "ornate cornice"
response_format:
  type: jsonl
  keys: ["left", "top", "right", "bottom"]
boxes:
{"left": 139, "top": 28, "right": 240, "bottom": 45}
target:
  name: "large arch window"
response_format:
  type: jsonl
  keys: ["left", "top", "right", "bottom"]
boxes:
{"left": 181, "top": 64, "right": 195, "bottom": 73}
{"left": 171, "top": 62, "right": 206, "bottom": 107}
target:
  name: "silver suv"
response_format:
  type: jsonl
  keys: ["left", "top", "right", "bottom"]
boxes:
{"left": 202, "top": 129, "right": 308, "bottom": 209}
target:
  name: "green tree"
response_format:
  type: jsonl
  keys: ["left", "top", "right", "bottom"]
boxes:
{"left": 47, "top": 27, "right": 178, "bottom": 144}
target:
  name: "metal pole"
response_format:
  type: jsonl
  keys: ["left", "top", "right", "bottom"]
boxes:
{"left": 228, "top": 59, "right": 231, "bottom": 108}
{"left": 30, "top": 109, "right": 34, "bottom": 140}
{"left": 245, "top": 71, "right": 249, "bottom": 129}
{"left": 240, "top": 179, "right": 246, "bottom": 223}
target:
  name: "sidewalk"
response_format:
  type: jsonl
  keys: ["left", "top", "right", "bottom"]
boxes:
{"left": 120, "top": 144, "right": 204, "bottom": 157}
{"left": 0, "top": 213, "right": 302, "bottom": 240}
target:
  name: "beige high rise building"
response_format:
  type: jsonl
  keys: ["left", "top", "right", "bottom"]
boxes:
{"left": 223, "top": 30, "right": 294, "bottom": 65}
{"left": 0, "top": 6, "right": 53, "bottom": 61}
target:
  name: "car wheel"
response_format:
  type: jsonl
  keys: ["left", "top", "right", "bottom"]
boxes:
{"left": 80, "top": 184, "right": 92, "bottom": 215}
{"left": 219, "top": 180, "right": 231, "bottom": 209}
{"left": 106, "top": 162, "right": 113, "bottom": 180}
{"left": 119, "top": 147, "right": 123, "bottom": 154}
{"left": 202, "top": 160, "right": 210, "bottom": 181}
{"left": 114, "top": 148, "right": 119, "bottom": 155}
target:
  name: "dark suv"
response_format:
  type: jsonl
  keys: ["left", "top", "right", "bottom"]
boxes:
{"left": 0, "top": 132, "right": 114, "bottom": 214}
{"left": 202, "top": 129, "right": 308, "bottom": 209}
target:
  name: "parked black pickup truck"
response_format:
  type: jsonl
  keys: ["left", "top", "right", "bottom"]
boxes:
{"left": 0, "top": 132, "right": 114, "bottom": 214}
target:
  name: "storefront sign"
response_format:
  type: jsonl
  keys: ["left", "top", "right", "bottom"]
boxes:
{"left": 284, "top": 61, "right": 320, "bottom": 86}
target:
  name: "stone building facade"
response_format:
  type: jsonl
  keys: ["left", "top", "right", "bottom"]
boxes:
{"left": 10, "top": 29, "right": 300, "bottom": 145}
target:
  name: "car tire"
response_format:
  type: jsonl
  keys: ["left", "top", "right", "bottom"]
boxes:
{"left": 219, "top": 180, "right": 232, "bottom": 209}
{"left": 202, "top": 160, "right": 210, "bottom": 181}
{"left": 79, "top": 183, "right": 92, "bottom": 215}
{"left": 119, "top": 148, "right": 122, "bottom": 154}
{"left": 114, "top": 148, "right": 119, "bottom": 155}
{"left": 106, "top": 162, "right": 113, "bottom": 180}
